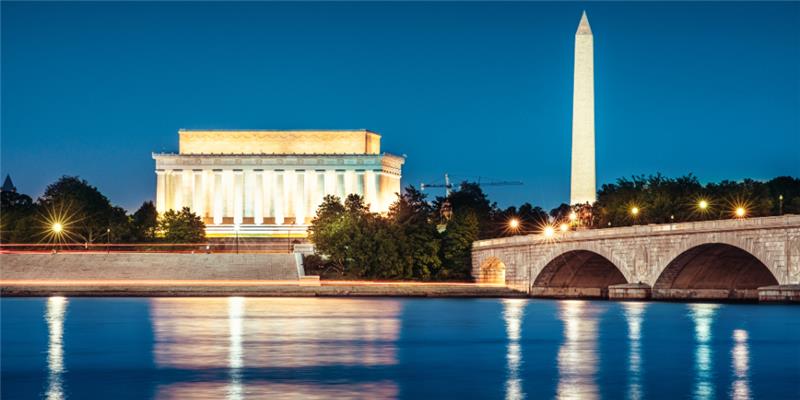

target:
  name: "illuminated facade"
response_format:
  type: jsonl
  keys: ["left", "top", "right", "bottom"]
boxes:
{"left": 153, "top": 129, "right": 404, "bottom": 236}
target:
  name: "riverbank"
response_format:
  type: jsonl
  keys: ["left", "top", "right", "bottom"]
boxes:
{"left": 0, "top": 280, "right": 524, "bottom": 298}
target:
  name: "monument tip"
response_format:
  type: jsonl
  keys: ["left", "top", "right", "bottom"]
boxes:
{"left": 577, "top": 11, "right": 592, "bottom": 35}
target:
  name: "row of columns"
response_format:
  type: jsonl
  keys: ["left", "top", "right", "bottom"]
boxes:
{"left": 156, "top": 168, "right": 385, "bottom": 225}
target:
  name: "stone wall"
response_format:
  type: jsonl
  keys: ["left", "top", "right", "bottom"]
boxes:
{"left": 0, "top": 253, "right": 300, "bottom": 281}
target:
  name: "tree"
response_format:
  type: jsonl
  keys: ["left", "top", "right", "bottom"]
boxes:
{"left": 439, "top": 211, "right": 480, "bottom": 280}
{"left": 158, "top": 207, "right": 205, "bottom": 243}
{"left": 0, "top": 190, "right": 36, "bottom": 243}
{"left": 434, "top": 182, "right": 498, "bottom": 239}
{"left": 38, "top": 176, "right": 130, "bottom": 243}
{"left": 132, "top": 201, "right": 158, "bottom": 242}
{"left": 308, "top": 195, "right": 349, "bottom": 273}
{"left": 389, "top": 186, "right": 441, "bottom": 279}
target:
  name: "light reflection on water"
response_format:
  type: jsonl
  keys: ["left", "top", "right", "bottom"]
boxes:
{"left": 556, "top": 300, "right": 601, "bottom": 400}
{"left": 150, "top": 298, "right": 401, "bottom": 399}
{"left": 689, "top": 303, "right": 719, "bottom": 400}
{"left": 731, "top": 329, "right": 751, "bottom": 400}
{"left": 622, "top": 302, "right": 647, "bottom": 400}
{"left": 502, "top": 299, "right": 526, "bottom": 400}
{"left": 7, "top": 297, "right": 795, "bottom": 400}
{"left": 45, "top": 296, "right": 67, "bottom": 400}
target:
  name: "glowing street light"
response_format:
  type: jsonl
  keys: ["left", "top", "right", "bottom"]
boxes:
{"left": 509, "top": 218, "right": 520, "bottom": 230}
{"left": 630, "top": 206, "right": 639, "bottom": 217}
{"left": 52, "top": 223, "right": 63, "bottom": 234}
{"left": 543, "top": 226, "right": 555, "bottom": 238}
{"left": 698, "top": 200, "right": 709, "bottom": 210}
{"left": 735, "top": 207, "right": 746, "bottom": 218}
{"left": 568, "top": 211, "right": 578, "bottom": 222}
{"left": 559, "top": 223, "right": 569, "bottom": 232}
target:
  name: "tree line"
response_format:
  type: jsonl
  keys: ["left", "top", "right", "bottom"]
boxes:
{"left": 0, "top": 176, "right": 205, "bottom": 244}
{"left": 307, "top": 175, "right": 799, "bottom": 280}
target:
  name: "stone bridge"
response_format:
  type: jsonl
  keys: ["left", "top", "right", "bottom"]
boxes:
{"left": 472, "top": 215, "right": 800, "bottom": 301}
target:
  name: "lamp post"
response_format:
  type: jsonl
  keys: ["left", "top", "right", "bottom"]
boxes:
{"left": 630, "top": 206, "right": 640, "bottom": 225}
{"left": 779, "top": 194, "right": 784, "bottom": 215}
{"left": 735, "top": 207, "right": 746, "bottom": 219}
{"left": 106, "top": 228, "right": 111, "bottom": 254}
{"left": 508, "top": 218, "right": 520, "bottom": 235}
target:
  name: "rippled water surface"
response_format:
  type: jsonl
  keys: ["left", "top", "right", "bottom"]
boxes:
{"left": 2, "top": 297, "right": 799, "bottom": 399}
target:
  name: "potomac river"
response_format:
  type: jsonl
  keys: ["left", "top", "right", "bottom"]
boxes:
{"left": 1, "top": 297, "right": 798, "bottom": 399}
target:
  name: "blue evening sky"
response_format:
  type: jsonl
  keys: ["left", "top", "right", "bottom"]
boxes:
{"left": 2, "top": 1, "right": 798, "bottom": 211}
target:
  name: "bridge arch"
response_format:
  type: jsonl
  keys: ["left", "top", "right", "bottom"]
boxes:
{"left": 477, "top": 256, "right": 507, "bottom": 285}
{"left": 654, "top": 242, "right": 779, "bottom": 297}
{"left": 532, "top": 248, "right": 629, "bottom": 293}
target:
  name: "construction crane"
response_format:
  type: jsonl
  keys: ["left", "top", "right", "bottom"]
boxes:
{"left": 420, "top": 173, "right": 523, "bottom": 197}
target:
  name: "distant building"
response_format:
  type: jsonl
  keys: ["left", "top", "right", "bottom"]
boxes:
{"left": 1, "top": 175, "right": 16, "bottom": 193}
{"left": 153, "top": 130, "right": 405, "bottom": 237}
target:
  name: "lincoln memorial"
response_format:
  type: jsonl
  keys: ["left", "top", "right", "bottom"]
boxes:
{"left": 153, "top": 129, "right": 405, "bottom": 237}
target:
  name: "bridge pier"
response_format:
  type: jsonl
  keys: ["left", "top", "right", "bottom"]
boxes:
{"left": 758, "top": 285, "right": 800, "bottom": 303}
{"left": 608, "top": 283, "right": 651, "bottom": 300}
{"left": 529, "top": 286, "right": 607, "bottom": 299}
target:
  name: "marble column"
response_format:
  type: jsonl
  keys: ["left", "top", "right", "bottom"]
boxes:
{"left": 365, "top": 170, "right": 377, "bottom": 212}
{"left": 244, "top": 170, "right": 254, "bottom": 219}
{"left": 336, "top": 169, "right": 348, "bottom": 201}
{"left": 356, "top": 170, "right": 365, "bottom": 198}
{"left": 156, "top": 170, "right": 166, "bottom": 214}
{"left": 233, "top": 170, "right": 244, "bottom": 225}
{"left": 213, "top": 169, "right": 223, "bottom": 225}
{"left": 262, "top": 170, "right": 272, "bottom": 220}
{"left": 341, "top": 170, "right": 351, "bottom": 198}
{"left": 295, "top": 170, "right": 306, "bottom": 225}
{"left": 172, "top": 170, "right": 183, "bottom": 211}
{"left": 193, "top": 170, "right": 204, "bottom": 218}
{"left": 274, "top": 170, "right": 284, "bottom": 225}
{"left": 325, "top": 170, "right": 337, "bottom": 197}
{"left": 284, "top": 170, "right": 295, "bottom": 223}
{"left": 223, "top": 170, "right": 234, "bottom": 220}
{"left": 253, "top": 170, "right": 264, "bottom": 225}
{"left": 373, "top": 169, "right": 383, "bottom": 212}
{"left": 315, "top": 170, "right": 325, "bottom": 216}
{"left": 182, "top": 170, "right": 193, "bottom": 211}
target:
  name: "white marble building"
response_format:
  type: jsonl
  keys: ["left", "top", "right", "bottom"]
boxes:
{"left": 153, "top": 130, "right": 404, "bottom": 237}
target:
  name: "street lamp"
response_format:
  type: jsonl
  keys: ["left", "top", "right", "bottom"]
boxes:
{"left": 779, "top": 194, "right": 784, "bottom": 215}
{"left": 630, "top": 206, "right": 639, "bottom": 216}
{"left": 559, "top": 223, "right": 569, "bottom": 232}
{"left": 52, "top": 223, "right": 63, "bottom": 234}
{"left": 106, "top": 228, "right": 111, "bottom": 254}
{"left": 543, "top": 226, "right": 555, "bottom": 238}
{"left": 735, "top": 207, "right": 746, "bottom": 218}
{"left": 508, "top": 218, "right": 520, "bottom": 234}
{"left": 569, "top": 211, "right": 578, "bottom": 223}
{"left": 698, "top": 200, "right": 709, "bottom": 211}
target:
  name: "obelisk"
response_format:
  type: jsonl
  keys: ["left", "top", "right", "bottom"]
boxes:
{"left": 570, "top": 11, "right": 596, "bottom": 205}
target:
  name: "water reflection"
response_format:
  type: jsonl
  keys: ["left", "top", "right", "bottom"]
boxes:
{"left": 45, "top": 296, "right": 67, "bottom": 400}
{"left": 689, "top": 304, "right": 719, "bottom": 400}
{"left": 502, "top": 299, "right": 526, "bottom": 400}
{"left": 557, "top": 300, "right": 600, "bottom": 400}
{"left": 227, "top": 297, "right": 244, "bottom": 400}
{"left": 622, "top": 302, "right": 647, "bottom": 400}
{"left": 731, "top": 329, "right": 751, "bottom": 400}
{"left": 150, "top": 298, "right": 401, "bottom": 398}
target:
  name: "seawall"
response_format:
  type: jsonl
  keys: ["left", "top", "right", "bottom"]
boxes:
{"left": 0, "top": 253, "right": 299, "bottom": 280}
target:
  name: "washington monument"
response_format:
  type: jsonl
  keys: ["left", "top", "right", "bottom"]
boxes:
{"left": 570, "top": 11, "right": 596, "bottom": 205}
